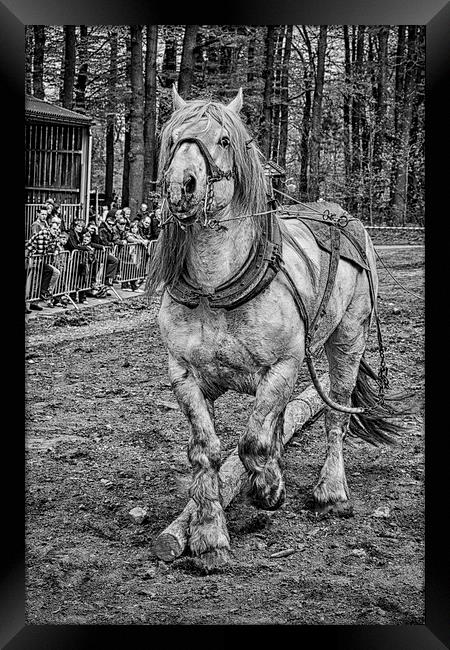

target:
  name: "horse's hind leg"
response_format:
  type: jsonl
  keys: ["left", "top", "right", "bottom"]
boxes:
{"left": 168, "top": 355, "right": 230, "bottom": 570}
{"left": 313, "top": 314, "right": 369, "bottom": 514}
{"left": 239, "top": 358, "right": 298, "bottom": 510}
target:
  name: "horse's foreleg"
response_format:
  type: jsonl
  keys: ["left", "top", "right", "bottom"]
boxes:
{"left": 313, "top": 314, "right": 368, "bottom": 513}
{"left": 239, "top": 358, "right": 298, "bottom": 510}
{"left": 168, "top": 355, "right": 229, "bottom": 569}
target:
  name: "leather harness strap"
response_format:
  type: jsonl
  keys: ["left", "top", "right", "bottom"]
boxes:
{"left": 167, "top": 136, "right": 234, "bottom": 181}
{"left": 167, "top": 210, "right": 282, "bottom": 310}
{"left": 309, "top": 224, "right": 341, "bottom": 336}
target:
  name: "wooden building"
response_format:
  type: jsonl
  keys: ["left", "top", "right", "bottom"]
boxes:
{"left": 264, "top": 159, "right": 286, "bottom": 195}
{"left": 25, "top": 95, "right": 92, "bottom": 236}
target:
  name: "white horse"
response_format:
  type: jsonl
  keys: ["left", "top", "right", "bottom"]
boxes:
{"left": 147, "top": 87, "right": 402, "bottom": 570}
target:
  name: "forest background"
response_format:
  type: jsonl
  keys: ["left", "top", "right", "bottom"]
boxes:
{"left": 25, "top": 24, "right": 425, "bottom": 225}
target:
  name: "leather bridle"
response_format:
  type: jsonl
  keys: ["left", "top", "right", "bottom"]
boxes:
{"left": 164, "top": 136, "right": 235, "bottom": 230}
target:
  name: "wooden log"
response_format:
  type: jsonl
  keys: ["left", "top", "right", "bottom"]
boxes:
{"left": 152, "top": 375, "right": 330, "bottom": 562}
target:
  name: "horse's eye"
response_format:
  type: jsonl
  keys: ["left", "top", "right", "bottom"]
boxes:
{"left": 219, "top": 136, "right": 230, "bottom": 148}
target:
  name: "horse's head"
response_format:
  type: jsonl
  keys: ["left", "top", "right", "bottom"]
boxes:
{"left": 160, "top": 86, "right": 258, "bottom": 227}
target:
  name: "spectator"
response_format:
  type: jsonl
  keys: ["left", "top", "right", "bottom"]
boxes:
{"left": 127, "top": 220, "right": 149, "bottom": 246}
{"left": 114, "top": 216, "right": 129, "bottom": 244}
{"left": 45, "top": 198, "right": 55, "bottom": 215}
{"left": 98, "top": 211, "right": 120, "bottom": 248}
{"left": 114, "top": 216, "right": 132, "bottom": 290}
{"left": 49, "top": 214, "right": 63, "bottom": 231}
{"left": 80, "top": 231, "right": 99, "bottom": 294}
{"left": 65, "top": 219, "right": 92, "bottom": 304}
{"left": 30, "top": 206, "right": 50, "bottom": 236}
{"left": 93, "top": 214, "right": 120, "bottom": 294}
{"left": 122, "top": 206, "right": 132, "bottom": 226}
{"left": 25, "top": 221, "right": 61, "bottom": 310}
{"left": 125, "top": 221, "right": 150, "bottom": 291}
{"left": 138, "top": 214, "right": 152, "bottom": 241}
{"left": 88, "top": 216, "right": 99, "bottom": 232}
{"left": 136, "top": 202, "right": 149, "bottom": 222}
{"left": 50, "top": 230, "right": 70, "bottom": 308}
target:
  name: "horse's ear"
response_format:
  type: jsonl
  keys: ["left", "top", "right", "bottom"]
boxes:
{"left": 227, "top": 88, "right": 243, "bottom": 114}
{"left": 172, "top": 84, "right": 186, "bottom": 111}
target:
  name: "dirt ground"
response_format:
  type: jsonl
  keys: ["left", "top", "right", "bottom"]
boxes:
{"left": 25, "top": 239, "right": 424, "bottom": 625}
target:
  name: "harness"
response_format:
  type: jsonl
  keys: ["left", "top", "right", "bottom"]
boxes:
{"left": 162, "top": 137, "right": 384, "bottom": 414}
{"left": 165, "top": 136, "right": 235, "bottom": 230}
{"left": 167, "top": 209, "right": 282, "bottom": 309}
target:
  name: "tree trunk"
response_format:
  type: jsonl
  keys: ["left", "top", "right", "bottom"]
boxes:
{"left": 158, "top": 31, "right": 178, "bottom": 129}
{"left": 143, "top": 25, "right": 158, "bottom": 204}
{"left": 105, "top": 27, "right": 118, "bottom": 207}
{"left": 128, "top": 25, "right": 145, "bottom": 219}
{"left": 260, "top": 26, "right": 276, "bottom": 159}
{"left": 392, "top": 26, "right": 417, "bottom": 225}
{"left": 178, "top": 25, "right": 198, "bottom": 99}
{"left": 299, "top": 26, "right": 314, "bottom": 200}
{"left": 389, "top": 26, "right": 406, "bottom": 222}
{"left": 278, "top": 25, "right": 292, "bottom": 172}
{"left": 247, "top": 29, "right": 256, "bottom": 83}
{"left": 271, "top": 27, "right": 283, "bottom": 163}
{"left": 33, "top": 26, "right": 45, "bottom": 99}
{"left": 122, "top": 35, "right": 132, "bottom": 208}
{"left": 374, "top": 27, "right": 389, "bottom": 177}
{"left": 74, "top": 25, "right": 88, "bottom": 113}
{"left": 350, "top": 25, "right": 366, "bottom": 214}
{"left": 61, "top": 25, "right": 76, "bottom": 110}
{"left": 160, "top": 33, "right": 178, "bottom": 88}
{"left": 25, "top": 26, "right": 33, "bottom": 94}
{"left": 407, "top": 25, "right": 425, "bottom": 222}
{"left": 309, "top": 25, "right": 328, "bottom": 200}
{"left": 342, "top": 26, "right": 352, "bottom": 198}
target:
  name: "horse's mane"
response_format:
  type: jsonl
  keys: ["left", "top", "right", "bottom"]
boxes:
{"left": 146, "top": 99, "right": 268, "bottom": 295}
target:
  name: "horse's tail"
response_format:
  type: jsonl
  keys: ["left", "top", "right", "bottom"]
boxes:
{"left": 348, "top": 357, "right": 410, "bottom": 446}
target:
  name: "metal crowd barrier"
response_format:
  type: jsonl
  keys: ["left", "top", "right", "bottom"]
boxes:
{"left": 112, "top": 241, "right": 155, "bottom": 286}
{"left": 25, "top": 242, "right": 155, "bottom": 309}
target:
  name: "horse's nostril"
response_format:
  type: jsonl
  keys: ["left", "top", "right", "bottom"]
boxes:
{"left": 183, "top": 174, "right": 196, "bottom": 195}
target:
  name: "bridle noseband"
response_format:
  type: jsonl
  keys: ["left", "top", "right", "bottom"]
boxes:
{"left": 164, "top": 136, "right": 235, "bottom": 230}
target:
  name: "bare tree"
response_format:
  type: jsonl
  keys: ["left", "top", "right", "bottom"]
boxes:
{"left": 128, "top": 25, "right": 145, "bottom": 218}
{"left": 61, "top": 25, "right": 76, "bottom": 109}
{"left": 33, "top": 26, "right": 45, "bottom": 99}
{"left": 392, "top": 26, "right": 418, "bottom": 225}
{"left": 105, "top": 28, "right": 118, "bottom": 207}
{"left": 74, "top": 25, "right": 89, "bottom": 113}
{"left": 309, "top": 25, "right": 328, "bottom": 200}
{"left": 260, "top": 26, "right": 276, "bottom": 159}
{"left": 143, "top": 25, "right": 158, "bottom": 203}
{"left": 278, "top": 25, "right": 293, "bottom": 172}
{"left": 178, "top": 25, "right": 198, "bottom": 98}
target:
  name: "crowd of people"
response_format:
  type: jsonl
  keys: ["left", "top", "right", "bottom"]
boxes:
{"left": 25, "top": 199, "right": 161, "bottom": 313}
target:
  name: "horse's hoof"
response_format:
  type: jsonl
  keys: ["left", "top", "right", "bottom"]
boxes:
{"left": 193, "top": 547, "right": 230, "bottom": 573}
{"left": 250, "top": 482, "right": 286, "bottom": 511}
{"left": 313, "top": 499, "right": 354, "bottom": 518}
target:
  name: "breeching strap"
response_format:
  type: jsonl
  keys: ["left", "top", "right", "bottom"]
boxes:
{"left": 279, "top": 222, "right": 365, "bottom": 415}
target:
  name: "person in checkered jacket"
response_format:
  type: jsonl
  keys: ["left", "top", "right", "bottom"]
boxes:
{"left": 25, "top": 222, "right": 61, "bottom": 310}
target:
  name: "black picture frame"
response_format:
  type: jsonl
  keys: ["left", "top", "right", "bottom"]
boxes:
{"left": 4, "top": 1, "right": 449, "bottom": 647}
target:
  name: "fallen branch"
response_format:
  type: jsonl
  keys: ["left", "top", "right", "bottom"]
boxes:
{"left": 152, "top": 375, "right": 329, "bottom": 562}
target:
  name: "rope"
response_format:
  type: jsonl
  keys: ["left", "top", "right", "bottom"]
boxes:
{"left": 374, "top": 248, "right": 423, "bottom": 300}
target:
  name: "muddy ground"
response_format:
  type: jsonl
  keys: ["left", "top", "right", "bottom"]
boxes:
{"left": 25, "top": 240, "right": 424, "bottom": 625}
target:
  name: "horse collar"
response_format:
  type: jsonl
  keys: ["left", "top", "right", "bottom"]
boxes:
{"left": 167, "top": 210, "right": 283, "bottom": 310}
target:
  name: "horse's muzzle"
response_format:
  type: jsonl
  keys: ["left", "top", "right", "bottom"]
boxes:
{"left": 166, "top": 169, "right": 204, "bottom": 220}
